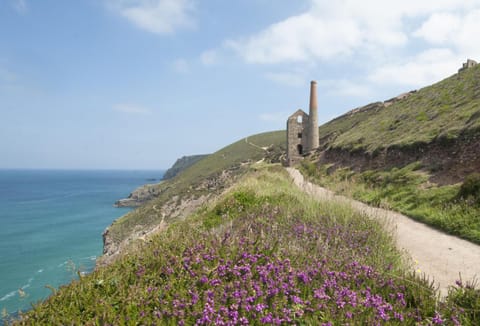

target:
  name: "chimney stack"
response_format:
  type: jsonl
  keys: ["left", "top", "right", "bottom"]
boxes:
{"left": 307, "top": 80, "right": 319, "bottom": 152}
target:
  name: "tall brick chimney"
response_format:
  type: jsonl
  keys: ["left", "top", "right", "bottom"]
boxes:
{"left": 307, "top": 80, "right": 319, "bottom": 152}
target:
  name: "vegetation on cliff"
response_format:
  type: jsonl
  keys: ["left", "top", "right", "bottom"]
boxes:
{"left": 162, "top": 155, "right": 209, "bottom": 181}
{"left": 317, "top": 64, "right": 480, "bottom": 152}
{"left": 12, "top": 166, "right": 479, "bottom": 325}
{"left": 103, "top": 131, "right": 286, "bottom": 259}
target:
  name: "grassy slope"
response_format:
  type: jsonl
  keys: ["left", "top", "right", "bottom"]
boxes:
{"left": 301, "top": 161, "right": 480, "bottom": 244}
{"left": 13, "top": 166, "right": 478, "bottom": 325}
{"left": 108, "top": 131, "right": 285, "bottom": 244}
{"left": 162, "top": 155, "right": 209, "bottom": 180}
{"left": 318, "top": 64, "right": 480, "bottom": 151}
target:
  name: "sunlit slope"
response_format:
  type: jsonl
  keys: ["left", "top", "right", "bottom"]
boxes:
{"left": 318, "top": 65, "right": 480, "bottom": 152}
{"left": 106, "top": 130, "right": 285, "bottom": 246}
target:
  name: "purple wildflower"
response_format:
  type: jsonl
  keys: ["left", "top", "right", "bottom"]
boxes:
{"left": 432, "top": 312, "right": 444, "bottom": 324}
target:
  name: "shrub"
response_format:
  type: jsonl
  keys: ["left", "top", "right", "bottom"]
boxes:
{"left": 447, "top": 279, "right": 480, "bottom": 324}
{"left": 457, "top": 173, "right": 480, "bottom": 205}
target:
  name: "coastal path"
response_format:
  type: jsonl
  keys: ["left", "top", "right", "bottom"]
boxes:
{"left": 287, "top": 167, "right": 480, "bottom": 296}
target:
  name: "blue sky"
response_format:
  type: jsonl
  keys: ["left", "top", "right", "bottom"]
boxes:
{"left": 1, "top": 0, "right": 480, "bottom": 169}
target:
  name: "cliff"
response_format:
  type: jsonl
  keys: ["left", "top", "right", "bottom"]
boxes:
{"left": 114, "top": 183, "right": 163, "bottom": 207}
{"left": 101, "top": 131, "right": 286, "bottom": 265}
{"left": 162, "top": 155, "right": 208, "bottom": 180}
{"left": 114, "top": 155, "right": 209, "bottom": 207}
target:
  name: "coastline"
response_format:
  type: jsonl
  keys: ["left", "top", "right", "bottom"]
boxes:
{"left": 0, "top": 170, "right": 164, "bottom": 316}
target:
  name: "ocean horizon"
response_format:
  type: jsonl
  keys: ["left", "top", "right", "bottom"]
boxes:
{"left": 0, "top": 169, "right": 164, "bottom": 316}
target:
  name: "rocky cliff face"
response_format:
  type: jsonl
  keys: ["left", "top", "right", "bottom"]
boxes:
{"left": 114, "top": 183, "right": 163, "bottom": 207}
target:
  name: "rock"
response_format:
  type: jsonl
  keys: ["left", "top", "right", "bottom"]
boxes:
{"left": 114, "top": 183, "right": 163, "bottom": 207}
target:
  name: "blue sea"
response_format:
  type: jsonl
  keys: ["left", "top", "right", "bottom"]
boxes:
{"left": 0, "top": 169, "right": 163, "bottom": 316}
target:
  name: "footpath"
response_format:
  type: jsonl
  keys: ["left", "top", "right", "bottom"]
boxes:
{"left": 287, "top": 167, "right": 480, "bottom": 296}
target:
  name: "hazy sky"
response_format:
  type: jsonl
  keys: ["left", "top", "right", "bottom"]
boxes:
{"left": 1, "top": 0, "right": 480, "bottom": 169}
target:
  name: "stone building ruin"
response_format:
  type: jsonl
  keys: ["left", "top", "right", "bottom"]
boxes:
{"left": 286, "top": 81, "right": 319, "bottom": 166}
{"left": 458, "top": 59, "right": 477, "bottom": 73}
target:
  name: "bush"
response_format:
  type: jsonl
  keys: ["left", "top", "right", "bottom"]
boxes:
{"left": 447, "top": 279, "right": 480, "bottom": 324}
{"left": 457, "top": 173, "right": 480, "bottom": 205}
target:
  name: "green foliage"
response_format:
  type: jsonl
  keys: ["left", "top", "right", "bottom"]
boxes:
{"left": 317, "top": 64, "right": 480, "bottom": 152}
{"left": 202, "top": 190, "right": 263, "bottom": 229}
{"left": 11, "top": 168, "right": 476, "bottom": 325}
{"left": 457, "top": 173, "right": 480, "bottom": 205}
{"left": 447, "top": 279, "right": 480, "bottom": 324}
{"left": 301, "top": 162, "right": 480, "bottom": 244}
{"left": 162, "top": 154, "right": 209, "bottom": 180}
{"left": 108, "top": 130, "right": 286, "bottom": 246}
{"left": 300, "top": 160, "right": 318, "bottom": 178}
{"left": 416, "top": 111, "right": 428, "bottom": 122}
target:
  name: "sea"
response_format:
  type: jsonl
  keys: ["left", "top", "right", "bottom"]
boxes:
{"left": 0, "top": 169, "right": 164, "bottom": 317}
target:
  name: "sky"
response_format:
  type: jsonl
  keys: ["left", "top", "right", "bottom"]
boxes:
{"left": 1, "top": 0, "right": 480, "bottom": 169}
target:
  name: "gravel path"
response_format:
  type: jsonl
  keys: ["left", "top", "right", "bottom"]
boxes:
{"left": 287, "top": 167, "right": 480, "bottom": 296}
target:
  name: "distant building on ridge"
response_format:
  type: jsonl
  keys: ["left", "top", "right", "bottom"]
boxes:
{"left": 459, "top": 59, "right": 478, "bottom": 73}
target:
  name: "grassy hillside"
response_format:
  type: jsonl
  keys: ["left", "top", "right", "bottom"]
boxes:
{"left": 105, "top": 131, "right": 285, "bottom": 249}
{"left": 318, "top": 64, "right": 480, "bottom": 152}
{"left": 301, "top": 160, "right": 480, "bottom": 244}
{"left": 162, "top": 154, "right": 209, "bottom": 180}
{"left": 170, "top": 131, "right": 285, "bottom": 187}
{"left": 12, "top": 166, "right": 478, "bottom": 325}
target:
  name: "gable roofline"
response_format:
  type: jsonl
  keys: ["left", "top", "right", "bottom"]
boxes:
{"left": 288, "top": 109, "right": 308, "bottom": 120}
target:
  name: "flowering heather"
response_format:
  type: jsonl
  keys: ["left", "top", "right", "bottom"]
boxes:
{"left": 13, "top": 169, "right": 474, "bottom": 325}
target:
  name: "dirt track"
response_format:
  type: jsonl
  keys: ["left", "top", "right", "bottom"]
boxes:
{"left": 287, "top": 168, "right": 480, "bottom": 296}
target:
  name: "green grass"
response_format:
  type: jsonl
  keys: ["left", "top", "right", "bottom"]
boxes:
{"left": 10, "top": 166, "right": 478, "bottom": 325}
{"left": 300, "top": 161, "right": 480, "bottom": 244}
{"left": 162, "top": 154, "right": 209, "bottom": 180}
{"left": 317, "top": 65, "right": 480, "bottom": 152}
{"left": 107, "top": 130, "right": 286, "bottom": 248}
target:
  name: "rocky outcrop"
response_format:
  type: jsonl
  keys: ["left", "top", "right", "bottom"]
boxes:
{"left": 114, "top": 183, "right": 163, "bottom": 207}
{"left": 99, "top": 192, "right": 212, "bottom": 266}
{"left": 103, "top": 163, "right": 249, "bottom": 266}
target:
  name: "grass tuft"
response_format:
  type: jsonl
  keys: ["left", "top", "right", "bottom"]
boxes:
{"left": 300, "top": 161, "right": 480, "bottom": 244}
